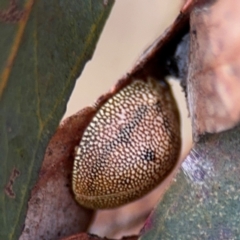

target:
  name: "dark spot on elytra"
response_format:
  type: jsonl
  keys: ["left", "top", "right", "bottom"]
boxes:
{"left": 141, "top": 149, "right": 155, "bottom": 161}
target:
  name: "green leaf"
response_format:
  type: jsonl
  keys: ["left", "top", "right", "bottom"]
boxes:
{"left": 0, "top": 0, "right": 114, "bottom": 239}
{"left": 140, "top": 125, "right": 240, "bottom": 239}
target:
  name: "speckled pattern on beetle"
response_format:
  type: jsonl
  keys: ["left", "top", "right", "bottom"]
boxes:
{"left": 72, "top": 77, "right": 181, "bottom": 209}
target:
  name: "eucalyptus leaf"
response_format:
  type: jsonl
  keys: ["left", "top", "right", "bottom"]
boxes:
{"left": 140, "top": 125, "right": 240, "bottom": 239}
{"left": 0, "top": 1, "right": 114, "bottom": 239}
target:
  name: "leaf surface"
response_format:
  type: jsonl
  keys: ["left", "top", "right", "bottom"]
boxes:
{"left": 140, "top": 126, "right": 240, "bottom": 239}
{"left": 0, "top": 1, "right": 114, "bottom": 239}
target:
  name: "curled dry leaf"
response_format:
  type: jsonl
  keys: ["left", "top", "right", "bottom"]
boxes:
{"left": 20, "top": 108, "right": 96, "bottom": 240}
{"left": 188, "top": 0, "right": 240, "bottom": 137}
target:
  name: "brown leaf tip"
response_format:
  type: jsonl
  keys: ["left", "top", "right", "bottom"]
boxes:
{"left": 4, "top": 167, "right": 20, "bottom": 198}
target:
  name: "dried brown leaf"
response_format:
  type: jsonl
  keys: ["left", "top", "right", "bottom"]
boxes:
{"left": 188, "top": 0, "right": 240, "bottom": 136}
{"left": 20, "top": 109, "right": 96, "bottom": 240}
